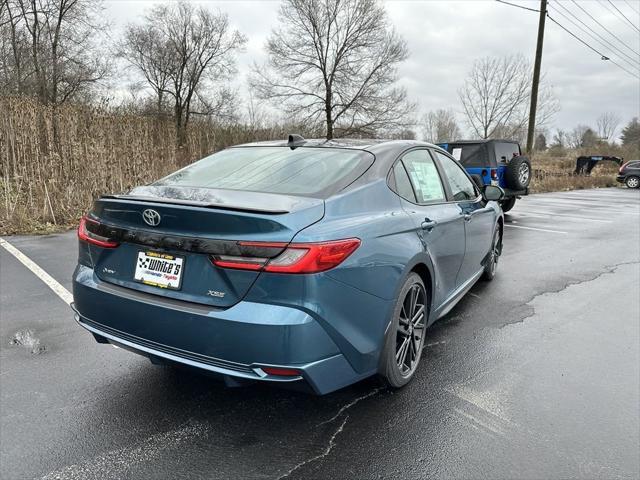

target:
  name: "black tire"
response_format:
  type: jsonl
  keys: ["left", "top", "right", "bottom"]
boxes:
{"left": 500, "top": 196, "right": 516, "bottom": 212}
{"left": 379, "top": 273, "right": 428, "bottom": 388}
{"left": 505, "top": 155, "right": 531, "bottom": 190}
{"left": 482, "top": 226, "right": 502, "bottom": 281}
{"left": 625, "top": 176, "right": 640, "bottom": 189}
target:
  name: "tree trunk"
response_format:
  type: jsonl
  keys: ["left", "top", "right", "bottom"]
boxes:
{"left": 174, "top": 104, "right": 185, "bottom": 147}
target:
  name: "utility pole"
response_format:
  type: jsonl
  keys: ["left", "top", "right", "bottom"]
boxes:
{"left": 526, "top": 0, "right": 547, "bottom": 154}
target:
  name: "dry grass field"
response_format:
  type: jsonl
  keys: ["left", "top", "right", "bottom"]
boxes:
{"left": 0, "top": 96, "right": 310, "bottom": 234}
{"left": 0, "top": 96, "right": 636, "bottom": 235}
{"left": 531, "top": 155, "right": 622, "bottom": 193}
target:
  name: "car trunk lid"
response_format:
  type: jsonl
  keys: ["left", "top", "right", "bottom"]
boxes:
{"left": 87, "top": 186, "right": 324, "bottom": 308}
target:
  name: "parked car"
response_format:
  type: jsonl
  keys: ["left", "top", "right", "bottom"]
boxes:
{"left": 617, "top": 160, "right": 640, "bottom": 188}
{"left": 72, "top": 136, "right": 504, "bottom": 394}
{"left": 438, "top": 139, "right": 530, "bottom": 212}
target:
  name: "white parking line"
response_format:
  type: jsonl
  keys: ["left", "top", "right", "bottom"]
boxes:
{"left": 504, "top": 224, "right": 568, "bottom": 234}
{"left": 523, "top": 199, "right": 640, "bottom": 214}
{"left": 512, "top": 210, "right": 613, "bottom": 223}
{"left": 0, "top": 237, "right": 72, "bottom": 305}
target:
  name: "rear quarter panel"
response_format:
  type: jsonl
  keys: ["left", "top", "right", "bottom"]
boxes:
{"left": 263, "top": 180, "right": 435, "bottom": 373}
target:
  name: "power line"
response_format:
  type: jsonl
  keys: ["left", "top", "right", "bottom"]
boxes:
{"left": 550, "top": 1, "right": 639, "bottom": 68}
{"left": 494, "top": 0, "right": 640, "bottom": 79}
{"left": 546, "top": 13, "right": 640, "bottom": 79}
{"left": 569, "top": 0, "right": 640, "bottom": 58}
{"left": 607, "top": 0, "right": 640, "bottom": 33}
{"left": 623, "top": 0, "right": 640, "bottom": 16}
{"left": 495, "top": 0, "right": 540, "bottom": 13}
{"left": 598, "top": 0, "right": 640, "bottom": 34}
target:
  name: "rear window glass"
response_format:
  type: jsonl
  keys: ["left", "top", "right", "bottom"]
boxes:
{"left": 447, "top": 144, "right": 488, "bottom": 167}
{"left": 494, "top": 142, "right": 520, "bottom": 163}
{"left": 154, "top": 147, "right": 374, "bottom": 197}
{"left": 392, "top": 162, "right": 417, "bottom": 203}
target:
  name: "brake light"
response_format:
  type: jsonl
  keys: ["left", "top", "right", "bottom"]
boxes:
{"left": 491, "top": 169, "right": 499, "bottom": 180}
{"left": 78, "top": 216, "right": 119, "bottom": 248}
{"left": 211, "top": 238, "right": 360, "bottom": 274}
{"left": 620, "top": 162, "right": 627, "bottom": 173}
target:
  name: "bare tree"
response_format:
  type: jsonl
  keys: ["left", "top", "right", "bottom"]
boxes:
{"left": 596, "top": 112, "right": 621, "bottom": 142}
{"left": 551, "top": 129, "right": 566, "bottom": 148}
{"left": 567, "top": 124, "right": 599, "bottom": 149}
{"left": 0, "top": 0, "right": 109, "bottom": 104}
{"left": 533, "top": 132, "right": 547, "bottom": 151}
{"left": 458, "top": 55, "right": 559, "bottom": 141}
{"left": 118, "top": 24, "right": 173, "bottom": 115}
{"left": 120, "top": 1, "right": 246, "bottom": 145}
{"left": 251, "top": 0, "right": 415, "bottom": 140}
{"left": 421, "top": 109, "right": 461, "bottom": 143}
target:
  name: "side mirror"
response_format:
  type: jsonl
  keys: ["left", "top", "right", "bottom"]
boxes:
{"left": 482, "top": 185, "right": 504, "bottom": 202}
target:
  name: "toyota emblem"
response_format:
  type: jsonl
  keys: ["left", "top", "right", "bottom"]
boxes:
{"left": 142, "top": 209, "right": 161, "bottom": 227}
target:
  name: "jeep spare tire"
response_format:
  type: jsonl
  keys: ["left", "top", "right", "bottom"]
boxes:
{"left": 505, "top": 155, "right": 531, "bottom": 190}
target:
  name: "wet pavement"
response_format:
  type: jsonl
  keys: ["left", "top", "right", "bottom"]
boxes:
{"left": 1, "top": 188, "right": 639, "bottom": 479}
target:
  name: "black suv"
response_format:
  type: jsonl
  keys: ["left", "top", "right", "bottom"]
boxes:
{"left": 617, "top": 161, "right": 640, "bottom": 188}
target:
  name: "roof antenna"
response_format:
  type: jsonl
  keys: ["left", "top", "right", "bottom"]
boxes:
{"left": 287, "top": 134, "right": 305, "bottom": 149}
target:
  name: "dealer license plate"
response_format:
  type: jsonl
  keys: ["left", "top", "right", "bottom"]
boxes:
{"left": 134, "top": 251, "right": 184, "bottom": 290}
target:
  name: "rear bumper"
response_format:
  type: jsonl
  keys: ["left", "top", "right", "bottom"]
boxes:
{"left": 616, "top": 175, "right": 626, "bottom": 183}
{"left": 72, "top": 265, "right": 374, "bottom": 394}
{"left": 502, "top": 187, "right": 529, "bottom": 198}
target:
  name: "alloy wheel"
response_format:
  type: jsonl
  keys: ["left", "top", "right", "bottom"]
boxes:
{"left": 396, "top": 283, "right": 426, "bottom": 377}
{"left": 518, "top": 162, "right": 530, "bottom": 186}
{"left": 627, "top": 176, "right": 639, "bottom": 188}
{"left": 489, "top": 230, "right": 501, "bottom": 275}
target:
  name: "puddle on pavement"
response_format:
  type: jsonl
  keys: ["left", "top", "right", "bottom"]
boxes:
{"left": 9, "top": 329, "right": 46, "bottom": 354}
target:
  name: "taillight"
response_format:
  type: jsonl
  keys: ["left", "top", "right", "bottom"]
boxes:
{"left": 491, "top": 169, "right": 499, "bottom": 180}
{"left": 260, "top": 367, "right": 302, "bottom": 377}
{"left": 619, "top": 162, "right": 627, "bottom": 173}
{"left": 78, "top": 216, "right": 119, "bottom": 248}
{"left": 211, "top": 238, "right": 360, "bottom": 274}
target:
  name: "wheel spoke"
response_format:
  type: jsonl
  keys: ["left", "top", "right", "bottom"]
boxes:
{"left": 411, "top": 334, "right": 421, "bottom": 362}
{"left": 405, "top": 334, "right": 414, "bottom": 367}
{"left": 396, "top": 336, "right": 410, "bottom": 363}
{"left": 411, "top": 305, "right": 425, "bottom": 325}
{"left": 409, "top": 286, "right": 418, "bottom": 315}
{"left": 400, "top": 302, "right": 409, "bottom": 322}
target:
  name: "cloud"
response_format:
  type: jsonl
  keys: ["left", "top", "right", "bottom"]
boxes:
{"left": 105, "top": 0, "right": 640, "bottom": 135}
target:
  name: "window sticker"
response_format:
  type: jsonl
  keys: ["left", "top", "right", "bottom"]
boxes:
{"left": 406, "top": 160, "right": 444, "bottom": 202}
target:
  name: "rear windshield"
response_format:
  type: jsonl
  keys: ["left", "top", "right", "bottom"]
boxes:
{"left": 494, "top": 142, "right": 520, "bottom": 164}
{"left": 448, "top": 144, "right": 489, "bottom": 167}
{"left": 154, "top": 146, "right": 374, "bottom": 197}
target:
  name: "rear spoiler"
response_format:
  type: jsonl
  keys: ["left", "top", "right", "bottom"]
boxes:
{"left": 101, "top": 194, "right": 291, "bottom": 215}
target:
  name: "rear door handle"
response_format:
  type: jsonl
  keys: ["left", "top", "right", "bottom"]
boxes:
{"left": 421, "top": 218, "right": 437, "bottom": 230}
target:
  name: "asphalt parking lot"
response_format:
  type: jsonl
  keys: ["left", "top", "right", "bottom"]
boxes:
{"left": 1, "top": 187, "right": 639, "bottom": 480}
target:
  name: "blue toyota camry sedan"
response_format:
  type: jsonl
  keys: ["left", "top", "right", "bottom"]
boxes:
{"left": 72, "top": 136, "right": 504, "bottom": 394}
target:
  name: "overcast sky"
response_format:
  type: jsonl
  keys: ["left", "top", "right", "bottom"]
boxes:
{"left": 104, "top": 0, "right": 640, "bottom": 138}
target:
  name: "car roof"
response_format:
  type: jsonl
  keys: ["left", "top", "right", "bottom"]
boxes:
{"left": 231, "top": 138, "right": 440, "bottom": 154}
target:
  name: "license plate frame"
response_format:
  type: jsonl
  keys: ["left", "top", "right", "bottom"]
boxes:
{"left": 134, "top": 250, "right": 185, "bottom": 291}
